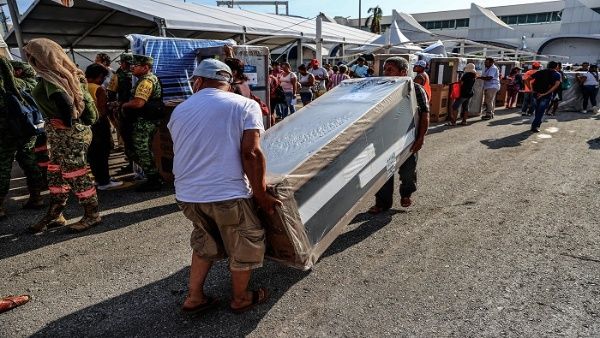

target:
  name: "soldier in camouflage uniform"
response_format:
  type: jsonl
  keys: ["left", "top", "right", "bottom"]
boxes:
{"left": 0, "top": 57, "right": 45, "bottom": 219}
{"left": 121, "top": 54, "right": 164, "bottom": 192}
{"left": 107, "top": 53, "right": 134, "bottom": 161}
{"left": 24, "top": 38, "right": 100, "bottom": 233}
{"left": 11, "top": 60, "right": 50, "bottom": 190}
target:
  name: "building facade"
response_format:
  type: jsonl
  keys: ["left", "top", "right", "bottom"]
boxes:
{"left": 336, "top": 0, "right": 600, "bottom": 64}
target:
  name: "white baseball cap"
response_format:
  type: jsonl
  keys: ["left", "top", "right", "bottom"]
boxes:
{"left": 415, "top": 60, "right": 427, "bottom": 68}
{"left": 191, "top": 58, "right": 233, "bottom": 82}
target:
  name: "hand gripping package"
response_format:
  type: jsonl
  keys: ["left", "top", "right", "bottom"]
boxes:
{"left": 260, "top": 77, "right": 419, "bottom": 270}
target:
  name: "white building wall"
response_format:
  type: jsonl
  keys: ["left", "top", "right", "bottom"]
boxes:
{"left": 541, "top": 37, "right": 600, "bottom": 63}
{"left": 560, "top": 0, "right": 600, "bottom": 34}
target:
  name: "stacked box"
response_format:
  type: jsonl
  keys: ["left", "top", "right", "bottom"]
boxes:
{"left": 495, "top": 78, "right": 511, "bottom": 108}
{"left": 260, "top": 77, "right": 418, "bottom": 270}
{"left": 429, "top": 84, "right": 449, "bottom": 122}
{"left": 151, "top": 99, "right": 183, "bottom": 183}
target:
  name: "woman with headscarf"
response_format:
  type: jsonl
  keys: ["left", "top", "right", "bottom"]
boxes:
{"left": 24, "top": 38, "right": 100, "bottom": 233}
{"left": 0, "top": 56, "right": 46, "bottom": 219}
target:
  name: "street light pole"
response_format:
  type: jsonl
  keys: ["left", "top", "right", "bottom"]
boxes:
{"left": 358, "top": 0, "right": 361, "bottom": 30}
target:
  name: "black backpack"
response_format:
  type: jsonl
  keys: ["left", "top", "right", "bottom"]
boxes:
{"left": 5, "top": 90, "right": 45, "bottom": 138}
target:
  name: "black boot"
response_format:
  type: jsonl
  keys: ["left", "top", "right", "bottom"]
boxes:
{"left": 135, "top": 174, "right": 163, "bottom": 192}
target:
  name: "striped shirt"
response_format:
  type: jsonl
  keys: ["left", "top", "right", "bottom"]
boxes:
{"left": 328, "top": 73, "right": 350, "bottom": 89}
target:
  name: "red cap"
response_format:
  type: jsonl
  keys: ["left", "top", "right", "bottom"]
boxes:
{"left": 310, "top": 59, "right": 320, "bottom": 66}
{"left": 532, "top": 61, "right": 541, "bottom": 68}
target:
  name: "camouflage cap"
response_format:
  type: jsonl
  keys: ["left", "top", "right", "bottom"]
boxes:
{"left": 9, "top": 60, "right": 26, "bottom": 69}
{"left": 131, "top": 54, "right": 153, "bottom": 66}
{"left": 120, "top": 53, "right": 133, "bottom": 64}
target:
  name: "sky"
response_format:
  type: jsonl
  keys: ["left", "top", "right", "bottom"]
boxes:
{"left": 185, "top": 0, "right": 552, "bottom": 18}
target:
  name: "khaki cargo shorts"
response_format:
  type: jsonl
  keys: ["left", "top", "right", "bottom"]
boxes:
{"left": 178, "top": 198, "right": 265, "bottom": 271}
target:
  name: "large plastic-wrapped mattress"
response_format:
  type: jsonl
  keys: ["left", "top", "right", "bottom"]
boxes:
{"left": 559, "top": 72, "right": 600, "bottom": 112}
{"left": 260, "top": 77, "right": 418, "bottom": 270}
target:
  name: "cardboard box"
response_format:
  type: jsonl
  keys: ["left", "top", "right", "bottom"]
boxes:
{"left": 260, "top": 77, "right": 418, "bottom": 270}
{"left": 151, "top": 100, "right": 183, "bottom": 183}
{"left": 495, "top": 79, "right": 511, "bottom": 107}
{"left": 429, "top": 84, "right": 449, "bottom": 122}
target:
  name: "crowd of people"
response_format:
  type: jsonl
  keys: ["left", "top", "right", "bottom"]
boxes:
{"left": 0, "top": 38, "right": 168, "bottom": 232}
{"left": 1, "top": 36, "right": 598, "bottom": 315}
{"left": 268, "top": 56, "right": 377, "bottom": 120}
{"left": 444, "top": 58, "right": 599, "bottom": 132}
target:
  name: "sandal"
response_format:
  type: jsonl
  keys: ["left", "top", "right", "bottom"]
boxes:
{"left": 460, "top": 120, "right": 468, "bottom": 126}
{"left": 400, "top": 197, "right": 412, "bottom": 208}
{"left": 0, "top": 295, "right": 31, "bottom": 314}
{"left": 444, "top": 122, "right": 456, "bottom": 126}
{"left": 367, "top": 205, "right": 389, "bottom": 215}
{"left": 181, "top": 296, "right": 219, "bottom": 315}
{"left": 230, "top": 288, "right": 269, "bottom": 314}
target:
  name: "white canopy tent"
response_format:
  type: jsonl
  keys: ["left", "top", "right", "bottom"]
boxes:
{"left": 4, "top": 0, "right": 378, "bottom": 52}
{"left": 347, "top": 21, "right": 422, "bottom": 54}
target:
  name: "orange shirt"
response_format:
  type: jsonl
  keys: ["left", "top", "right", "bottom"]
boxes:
{"left": 522, "top": 69, "right": 538, "bottom": 92}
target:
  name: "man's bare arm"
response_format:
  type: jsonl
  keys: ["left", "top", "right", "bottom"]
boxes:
{"left": 241, "top": 129, "right": 282, "bottom": 214}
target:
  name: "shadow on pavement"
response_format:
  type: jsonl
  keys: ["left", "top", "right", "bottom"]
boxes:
{"left": 480, "top": 130, "right": 533, "bottom": 149}
{"left": 321, "top": 210, "right": 400, "bottom": 259}
{"left": 587, "top": 137, "right": 600, "bottom": 150}
{"left": 0, "top": 188, "right": 178, "bottom": 260}
{"left": 30, "top": 210, "right": 400, "bottom": 337}
{"left": 31, "top": 261, "right": 309, "bottom": 337}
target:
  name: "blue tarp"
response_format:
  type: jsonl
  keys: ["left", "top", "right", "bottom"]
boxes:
{"left": 128, "top": 34, "right": 232, "bottom": 100}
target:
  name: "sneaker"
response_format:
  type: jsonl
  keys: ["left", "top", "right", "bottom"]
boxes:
{"left": 581, "top": 110, "right": 588, "bottom": 114}
{"left": 530, "top": 127, "right": 540, "bottom": 133}
{"left": 98, "top": 180, "right": 124, "bottom": 190}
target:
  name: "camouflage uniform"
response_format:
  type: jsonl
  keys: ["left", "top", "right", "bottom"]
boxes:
{"left": 129, "top": 72, "right": 162, "bottom": 178}
{"left": 31, "top": 78, "right": 98, "bottom": 206}
{"left": 0, "top": 59, "right": 45, "bottom": 206}
{"left": 10, "top": 61, "right": 37, "bottom": 92}
{"left": 12, "top": 63, "right": 49, "bottom": 187}
{"left": 0, "top": 125, "right": 44, "bottom": 199}
{"left": 45, "top": 123, "right": 96, "bottom": 205}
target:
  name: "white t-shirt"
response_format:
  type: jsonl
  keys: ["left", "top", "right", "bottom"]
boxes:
{"left": 167, "top": 88, "right": 264, "bottom": 203}
{"left": 308, "top": 66, "right": 328, "bottom": 90}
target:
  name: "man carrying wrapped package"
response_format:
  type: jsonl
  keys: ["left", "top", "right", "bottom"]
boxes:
{"left": 368, "top": 57, "right": 430, "bottom": 213}
{"left": 168, "top": 59, "right": 281, "bottom": 315}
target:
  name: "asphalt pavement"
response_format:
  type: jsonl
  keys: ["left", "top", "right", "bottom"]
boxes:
{"left": 1, "top": 108, "right": 599, "bottom": 337}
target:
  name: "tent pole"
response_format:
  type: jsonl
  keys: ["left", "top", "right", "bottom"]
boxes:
{"left": 69, "top": 47, "right": 75, "bottom": 63}
{"left": 297, "top": 38, "right": 303, "bottom": 68}
{"left": 316, "top": 17, "right": 322, "bottom": 65}
{"left": 6, "top": 0, "right": 24, "bottom": 60}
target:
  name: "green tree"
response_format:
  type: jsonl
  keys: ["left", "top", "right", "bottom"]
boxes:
{"left": 364, "top": 5, "right": 383, "bottom": 34}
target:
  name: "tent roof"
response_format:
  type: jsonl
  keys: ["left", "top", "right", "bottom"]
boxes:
{"left": 368, "top": 21, "right": 411, "bottom": 45}
{"left": 5, "top": 0, "right": 378, "bottom": 50}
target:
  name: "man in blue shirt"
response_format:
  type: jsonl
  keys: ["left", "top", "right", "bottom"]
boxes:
{"left": 350, "top": 57, "right": 369, "bottom": 78}
{"left": 479, "top": 58, "right": 500, "bottom": 120}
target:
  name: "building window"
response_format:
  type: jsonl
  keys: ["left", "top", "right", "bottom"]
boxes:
{"left": 500, "top": 11, "right": 562, "bottom": 25}
{"left": 418, "top": 18, "right": 469, "bottom": 30}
